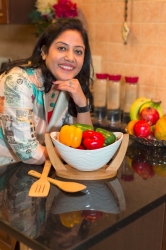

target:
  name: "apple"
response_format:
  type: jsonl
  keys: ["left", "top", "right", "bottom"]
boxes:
{"left": 133, "top": 120, "right": 151, "bottom": 138}
{"left": 132, "top": 159, "right": 155, "bottom": 179}
{"left": 139, "top": 107, "right": 159, "bottom": 125}
{"left": 146, "top": 132, "right": 155, "bottom": 140}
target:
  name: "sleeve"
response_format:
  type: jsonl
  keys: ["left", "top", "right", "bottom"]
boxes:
{"left": 1, "top": 68, "right": 46, "bottom": 164}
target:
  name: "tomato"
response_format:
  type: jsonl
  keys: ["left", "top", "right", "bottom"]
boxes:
{"left": 133, "top": 120, "right": 151, "bottom": 138}
{"left": 139, "top": 107, "right": 159, "bottom": 125}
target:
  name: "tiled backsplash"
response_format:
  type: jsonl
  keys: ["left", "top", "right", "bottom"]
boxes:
{"left": 0, "top": 24, "right": 37, "bottom": 60}
{"left": 0, "top": 0, "right": 166, "bottom": 114}
{"left": 77, "top": 0, "right": 166, "bottom": 115}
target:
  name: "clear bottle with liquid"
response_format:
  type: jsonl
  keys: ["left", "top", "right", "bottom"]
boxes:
{"left": 107, "top": 74, "right": 122, "bottom": 124}
{"left": 123, "top": 76, "right": 139, "bottom": 124}
{"left": 93, "top": 73, "right": 107, "bottom": 121}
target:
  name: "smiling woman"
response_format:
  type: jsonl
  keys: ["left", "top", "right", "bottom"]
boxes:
{"left": 41, "top": 29, "right": 85, "bottom": 81}
{"left": 0, "top": 17, "right": 93, "bottom": 167}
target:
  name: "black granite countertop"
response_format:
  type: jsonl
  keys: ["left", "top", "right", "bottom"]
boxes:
{"left": 1, "top": 138, "right": 166, "bottom": 250}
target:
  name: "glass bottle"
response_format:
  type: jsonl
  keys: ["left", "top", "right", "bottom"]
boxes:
{"left": 107, "top": 75, "right": 121, "bottom": 124}
{"left": 123, "top": 76, "right": 139, "bottom": 124}
{"left": 93, "top": 73, "right": 107, "bottom": 121}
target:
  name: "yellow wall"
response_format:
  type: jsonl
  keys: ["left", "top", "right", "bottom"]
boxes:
{"left": 0, "top": 0, "right": 166, "bottom": 113}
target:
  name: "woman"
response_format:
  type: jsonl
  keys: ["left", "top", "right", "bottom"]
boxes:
{"left": 0, "top": 18, "right": 93, "bottom": 166}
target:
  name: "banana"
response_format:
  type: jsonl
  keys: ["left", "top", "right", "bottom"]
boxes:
{"left": 139, "top": 99, "right": 163, "bottom": 118}
{"left": 130, "top": 97, "right": 151, "bottom": 120}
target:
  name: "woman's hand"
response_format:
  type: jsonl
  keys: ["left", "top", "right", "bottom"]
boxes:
{"left": 53, "top": 79, "right": 92, "bottom": 126}
{"left": 53, "top": 79, "right": 87, "bottom": 107}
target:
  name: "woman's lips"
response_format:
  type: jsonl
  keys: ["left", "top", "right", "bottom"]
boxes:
{"left": 59, "top": 64, "right": 75, "bottom": 71}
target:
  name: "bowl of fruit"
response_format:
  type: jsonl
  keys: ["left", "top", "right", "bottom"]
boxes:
{"left": 50, "top": 124, "right": 123, "bottom": 171}
{"left": 126, "top": 97, "right": 166, "bottom": 147}
{"left": 127, "top": 141, "right": 166, "bottom": 179}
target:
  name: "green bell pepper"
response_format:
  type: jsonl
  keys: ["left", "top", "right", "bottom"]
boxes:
{"left": 96, "top": 128, "right": 116, "bottom": 146}
{"left": 73, "top": 123, "right": 94, "bottom": 132}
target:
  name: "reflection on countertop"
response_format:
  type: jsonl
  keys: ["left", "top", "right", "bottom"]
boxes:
{"left": 1, "top": 139, "right": 166, "bottom": 249}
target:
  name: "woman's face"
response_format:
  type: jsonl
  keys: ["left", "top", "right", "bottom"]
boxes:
{"left": 43, "top": 30, "right": 85, "bottom": 80}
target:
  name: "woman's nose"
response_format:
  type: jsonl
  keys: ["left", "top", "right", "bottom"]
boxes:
{"left": 64, "top": 51, "right": 75, "bottom": 62}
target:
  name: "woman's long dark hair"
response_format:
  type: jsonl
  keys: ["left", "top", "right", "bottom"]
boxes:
{"left": 1, "top": 18, "right": 94, "bottom": 117}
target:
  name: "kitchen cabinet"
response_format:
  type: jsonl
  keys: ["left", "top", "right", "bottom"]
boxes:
{"left": 20, "top": 243, "right": 32, "bottom": 250}
{"left": 0, "top": 0, "right": 9, "bottom": 24}
{"left": 89, "top": 203, "right": 165, "bottom": 250}
{"left": 0, "top": 229, "right": 33, "bottom": 250}
{"left": 0, "top": 0, "right": 36, "bottom": 24}
{"left": 0, "top": 228, "right": 17, "bottom": 250}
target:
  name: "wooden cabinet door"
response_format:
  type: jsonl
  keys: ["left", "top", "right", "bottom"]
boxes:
{"left": 0, "top": 229, "right": 17, "bottom": 250}
{"left": 20, "top": 242, "right": 33, "bottom": 250}
{"left": 9, "top": 0, "right": 36, "bottom": 24}
{"left": 0, "top": 0, "right": 36, "bottom": 24}
{"left": 0, "top": 0, "right": 10, "bottom": 24}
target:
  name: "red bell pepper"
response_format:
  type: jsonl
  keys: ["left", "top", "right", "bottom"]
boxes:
{"left": 81, "top": 210, "right": 103, "bottom": 222}
{"left": 82, "top": 130, "right": 105, "bottom": 150}
{"left": 77, "top": 145, "right": 86, "bottom": 150}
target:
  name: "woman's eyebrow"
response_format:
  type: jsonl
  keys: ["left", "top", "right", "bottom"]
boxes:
{"left": 55, "top": 41, "right": 85, "bottom": 50}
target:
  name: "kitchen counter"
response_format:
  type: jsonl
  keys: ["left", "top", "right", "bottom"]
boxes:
{"left": 1, "top": 138, "right": 166, "bottom": 250}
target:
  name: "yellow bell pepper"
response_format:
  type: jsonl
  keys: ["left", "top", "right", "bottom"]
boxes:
{"left": 59, "top": 125, "right": 82, "bottom": 148}
{"left": 59, "top": 211, "right": 82, "bottom": 228}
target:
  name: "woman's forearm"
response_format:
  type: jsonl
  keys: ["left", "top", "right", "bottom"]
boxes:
{"left": 76, "top": 111, "right": 93, "bottom": 126}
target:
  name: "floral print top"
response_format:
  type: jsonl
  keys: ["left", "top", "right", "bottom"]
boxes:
{"left": 0, "top": 67, "right": 69, "bottom": 166}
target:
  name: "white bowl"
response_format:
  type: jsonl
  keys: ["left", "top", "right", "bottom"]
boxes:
{"left": 51, "top": 182, "right": 120, "bottom": 214}
{"left": 50, "top": 131, "right": 123, "bottom": 171}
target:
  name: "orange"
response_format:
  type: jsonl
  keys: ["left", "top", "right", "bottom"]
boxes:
{"left": 125, "top": 120, "right": 138, "bottom": 135}
{"left": 154, "top": 116, "right": 166, "bottom": 140}
{"left": 153, "top": 164, "right": 166, "bottom": 177}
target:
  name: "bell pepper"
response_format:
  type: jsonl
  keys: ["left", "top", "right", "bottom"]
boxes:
{"left": 82, "top": 130, "right": 105, "bottom": 150}
{"left": 59, "top": 125, "right": 82, "bottom": 148}
{"left": 81, "top": 210, "right": 103, "bottom": 222}
{"left": 77, "top": 145, "right": 86, "bottom": 150}
{"left": 73, "top": 123, "right": 94, "bottom": 132}
{"left": 60, "top": 211, "right": 82, "bottom": 228}
{"left": 96, "top": 128, "right": 116, "bottom": 146}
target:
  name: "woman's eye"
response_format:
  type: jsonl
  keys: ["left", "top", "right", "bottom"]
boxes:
{"left": 57, "top": 46, "right": 66, "bottom": 51}
{"left": 75, "top": 50, "right": 83, "bottom": 55}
